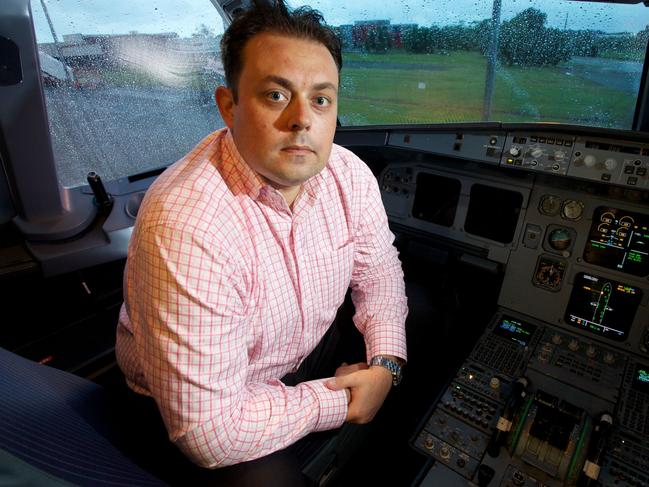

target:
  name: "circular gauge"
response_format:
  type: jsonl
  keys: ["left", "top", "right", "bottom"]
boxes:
{"left": 561, "top": 200, "right": 584, "bottom": 221}
{"left": 548, "top": 228, "right": 572, "bottom": 251}
{"left": 539, "top": 194, "right": 561, "bottom": 216}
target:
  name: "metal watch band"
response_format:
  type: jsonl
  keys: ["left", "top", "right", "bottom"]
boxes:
{"left": 370, "top": 355, "right": 403, "bottom": 386}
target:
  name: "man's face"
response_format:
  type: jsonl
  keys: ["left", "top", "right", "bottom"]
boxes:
{"left": 216, "top": 32, "right": 339, "bottom": 199}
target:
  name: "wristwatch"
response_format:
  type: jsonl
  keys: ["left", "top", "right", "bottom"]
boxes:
{"left": 370, "top": 355, "right": 403, "bottom": 386}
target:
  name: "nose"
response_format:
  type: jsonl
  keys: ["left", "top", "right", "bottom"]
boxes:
{"left": 286, "top": 96, "right": 311, "bottom": 132}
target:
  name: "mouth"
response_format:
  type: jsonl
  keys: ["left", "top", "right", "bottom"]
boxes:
{"left": 281, "top": 145, "right": 315, "bottom": 155}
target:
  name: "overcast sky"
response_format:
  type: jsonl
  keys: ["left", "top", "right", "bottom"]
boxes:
{"left": 32, "top": 0, "right": 649, "bottom": 43}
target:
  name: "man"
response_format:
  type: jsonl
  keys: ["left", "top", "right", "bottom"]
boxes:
{"left": 116, "top": 0, "right": 407, "bottom": 479}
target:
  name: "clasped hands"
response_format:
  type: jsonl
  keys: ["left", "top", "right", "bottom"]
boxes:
{"left": 325, "top": 360, "right": 393, "bottom": 424}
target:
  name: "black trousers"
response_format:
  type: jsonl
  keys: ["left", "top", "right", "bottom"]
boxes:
{"left": 116, "top": 302, "right": 365, "bottom": 487}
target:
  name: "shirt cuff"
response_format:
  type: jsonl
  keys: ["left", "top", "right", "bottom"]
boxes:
{"left": 302, "top": 379, "right": 348, "bottom": 432}
{"left": 364, "top": 326, "right": 408, "bottom": 364}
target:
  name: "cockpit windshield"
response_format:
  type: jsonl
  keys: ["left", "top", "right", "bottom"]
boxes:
{"left": 30, "top": 0, "right": 649, "bottom": 188}
{"left": 303, "top": 0, "right": 649, "bottom": 128}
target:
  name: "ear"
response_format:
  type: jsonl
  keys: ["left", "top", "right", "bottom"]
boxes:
{"left": 216, "top": 86, "right": 235, "bottom": 128}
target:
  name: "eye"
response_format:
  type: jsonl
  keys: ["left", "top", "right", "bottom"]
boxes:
{"left": 267, "top": 91, "right": 287, "bottom": 102}
{"left": 314, "top": 96, "right": 331, "bottom": 107}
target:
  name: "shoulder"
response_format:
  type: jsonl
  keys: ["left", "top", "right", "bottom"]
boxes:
{"left": 327, "top": 143, "right": 376, "bottom": 183}
{"left": 324, "top": 143, "right": 379, "bottom": 199}
{"left": 134, "top": 130, "right": 246, "bottom": 245}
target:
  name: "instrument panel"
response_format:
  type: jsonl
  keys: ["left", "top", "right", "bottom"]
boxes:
{"left": 412, "top": 312, "right": 649, "bottom": 487}
{"left": 370, "top": 126, "right": 649, "bottom": 487}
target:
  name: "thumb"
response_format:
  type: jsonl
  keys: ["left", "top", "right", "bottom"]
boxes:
{"left": 326, "top": 375, "right": 351, "bottom": 391}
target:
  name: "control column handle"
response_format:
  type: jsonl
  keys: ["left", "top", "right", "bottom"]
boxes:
{"left": 87, "top": 171, "right": 113, "bottom": 209}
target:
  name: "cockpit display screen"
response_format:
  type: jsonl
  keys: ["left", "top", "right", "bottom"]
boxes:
{"left": 583, "top": 207, "right": 649, "bottom": 276}
{"left": 493, "top": 315, "right": 537, "bottom": 347}
{"left": 564, "top": 272, "right": 641, "bottom": 342}
{"left": 632, "top": 363, "right": 649, "bottom": 394}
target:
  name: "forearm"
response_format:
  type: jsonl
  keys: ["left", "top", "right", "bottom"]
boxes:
{"left": 351, "top": 258, "right": 408, "bottom": 362}
{"left": 171, "top": 378, "right": 348, "bottom": 468}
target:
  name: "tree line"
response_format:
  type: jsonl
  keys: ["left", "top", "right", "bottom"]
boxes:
{"left": 335, "top": 8, "right": 649, "bottom": 66}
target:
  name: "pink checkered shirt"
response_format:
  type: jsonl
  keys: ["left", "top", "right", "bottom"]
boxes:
{"left": 116, "top": 128, "right": 407, "bottom": 468}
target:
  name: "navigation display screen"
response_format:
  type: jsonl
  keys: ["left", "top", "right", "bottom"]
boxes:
{"left": 632, "top": 363, "right": 649, "bottom": 394}
{"left": 583, "top": 207, "right": 649, "bottom": 276}
{"left": 493, "top": 316, "right": 537, "bottom": 347}
{"left": 565, "top": 272, "right": 641, "bottom": 342}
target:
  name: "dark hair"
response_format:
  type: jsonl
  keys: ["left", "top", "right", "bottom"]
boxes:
{"left": 220, "top": 0, "right": 342, "bottom": 101}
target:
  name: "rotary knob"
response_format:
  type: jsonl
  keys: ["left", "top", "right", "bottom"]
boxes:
{"left": 424, "top": 434, "right": 435, "bottom": 450}
{"left": 605, "top": 158, "right": 618, "bottom": 171}
{"left": 568, "top": 339, "right": 580, "bottom": 352}
{"left": 554, "top": 150, "right": 566, "bottom": 162}
{"left": 530, "top": 147, "right": 544, "bottom": 159}
{"left": 584, "top": 154, "right": 597, "bottom": 167}
{"left": 603, "top": 352, "right": 615, "bottom": 365}
{"left": 586, "top": 346, "right": 597, "bottom": 358}
{"left": 509, "top": 146, "right": 522, "bottom": 157}
{"left": 489, "top": 377, "right": 501, "bottom": 390}
{"left": 551, "top": 334, "right": 562, "bottom": 345}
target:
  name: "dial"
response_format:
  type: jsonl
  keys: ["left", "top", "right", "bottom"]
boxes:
{"left": 561, "top": 200, "right": 584, "bottom": 221}
{"left": 548, "top": 228, "right": 572, "bottom": 251}
{"left": 539, "top": 194, "right": 561, "bottom": 216}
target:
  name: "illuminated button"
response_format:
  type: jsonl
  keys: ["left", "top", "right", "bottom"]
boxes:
{"left": 539, "top": 137, "right": 547, "bottom": 143}
{"left": 490, "top": 137, "right": 498, "bottom": 145}
{"left": 628, "top": 177, "right": 638, "bottom": 185}
{"left": 637, "top": 167, "right": 647, "bottom": 176}
{"left": 547, "top": 137, "right": 555, "bottom": 144}
{"left": 489, "top": 377, "right": 501, "bottom": 390}
{"left": 531, "top": 136, "right": 538, "bottom": 142}
{"left": 601, "top": 174, "right": 611, "bottom": 181}
{"left": 625, "top": 166, "right": 635, "bottom": 174}
{"left": 568, "top": 339, "right": 580, "bottom": 352}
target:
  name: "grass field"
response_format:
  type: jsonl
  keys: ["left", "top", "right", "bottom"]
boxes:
{"left": 338, "top": 51, "right": 636, "bottom": 128}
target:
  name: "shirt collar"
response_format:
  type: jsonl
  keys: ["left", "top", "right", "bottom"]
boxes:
{"left": 219, "top": 128, "right": 265, "bottom": 201}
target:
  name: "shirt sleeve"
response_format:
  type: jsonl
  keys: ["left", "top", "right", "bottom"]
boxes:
{"left": 348, "top": 161, "right": 408, "bottom": 363}
{"left": 126, "top": 223, "right": 348, "bottom": 468}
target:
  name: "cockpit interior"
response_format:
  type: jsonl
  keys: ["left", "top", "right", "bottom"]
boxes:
{"left": 1, "top": 0, "right": 649, "bottom": 485}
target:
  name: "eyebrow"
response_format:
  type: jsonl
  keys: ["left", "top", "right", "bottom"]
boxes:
{"left": 262, "top": 75, "right": 337, "bottom": 92}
